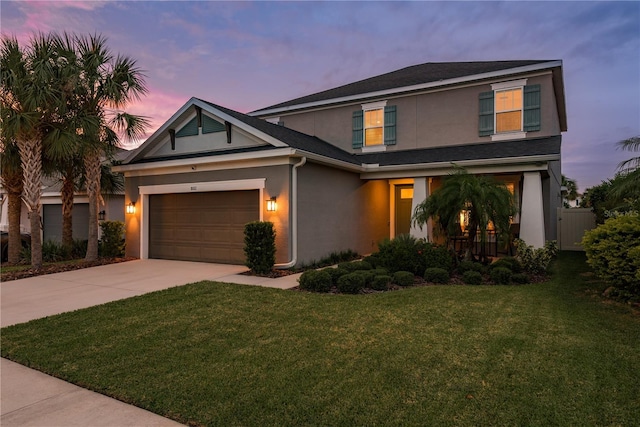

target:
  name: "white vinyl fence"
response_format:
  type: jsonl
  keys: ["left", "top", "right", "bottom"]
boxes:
{"left": 556, "top": 208, "right": 597, "bottom": 251}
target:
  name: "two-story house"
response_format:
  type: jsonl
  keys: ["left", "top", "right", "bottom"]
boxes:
{"left": 114, "top": 60, "right": 566, "bottom": 266}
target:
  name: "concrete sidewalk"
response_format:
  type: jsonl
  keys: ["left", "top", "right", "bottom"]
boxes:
{"left": 1, "top": 259, "right": 301, "bottom": 426}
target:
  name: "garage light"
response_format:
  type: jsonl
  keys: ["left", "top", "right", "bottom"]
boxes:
{"left": 266, "top": 197, "right": 277, "bottom": 212}
{"left": 126, "top": 202, "right": 136, "bottom": 215}
{"left": 98, "top": 210, "right": 106, "bottom": 221}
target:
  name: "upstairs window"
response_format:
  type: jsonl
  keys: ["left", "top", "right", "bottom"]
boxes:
{"left": 352, "top": 101, "right": 396, "bottom": 149}
{"left": 479, "top": 80, "right": 540, "bottom": 139}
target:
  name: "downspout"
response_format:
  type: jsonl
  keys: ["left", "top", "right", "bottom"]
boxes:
{"left": 274, "top": 156, "right": 306, "bottom": 269}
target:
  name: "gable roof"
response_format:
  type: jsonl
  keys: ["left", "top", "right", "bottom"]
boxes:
{"left": 251, "top": 60, "right": 562, "bottom": 116}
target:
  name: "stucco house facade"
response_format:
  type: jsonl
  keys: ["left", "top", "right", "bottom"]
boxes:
{"left": 115, "top": 60, "right": 566, "bottom": 266}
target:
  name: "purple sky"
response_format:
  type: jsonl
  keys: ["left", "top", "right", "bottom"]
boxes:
{"left": 2, "top": 1, "right": 639, "bottom": 192}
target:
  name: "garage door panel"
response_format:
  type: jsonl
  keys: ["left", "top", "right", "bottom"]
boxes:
{"left": 149, "top": 190, "right": 259, "bottom": 264}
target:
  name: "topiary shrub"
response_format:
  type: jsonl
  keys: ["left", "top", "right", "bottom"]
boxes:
{"left": 371, "top": 275, "right": 392, "bottom": 291}
{"left": 512, "top": 273, "right": 530, "bottom": 284}
{"left": 376, "top": 234, "right": 428, "bottom": 275}
{"left": 491, "top": 267, "right": 512, "bottom": 285}
{"left": 353, "top": 269, "right": 375, "bottom": 287}
{"left": 423, "top": 244, "right": 455, "bottom": 272}
{"left": 362, "top": 254, "right": 380, "bottom": 268}
{"left": 338, "top": 260, "right": 372, "bottom": 272}
{"left": 424, "top": 267, "right": 449, "bottom": 284}
{"left": 326, "top": 267, "right": 349, "bottom": 284}
{"left": 582, "top": 215, "right": 640, "bottom": 297}
{"left": 514, "top": 239, "right": 558, "bottom": 275}
{"left": 462, "top": 270, "right": 483, "bottom": 285}
{"left": 393, "top": 271, "right": 415, "bottom": 287}
{"left": 372, "top": 267, "right": 389, "bottom": 277}
{"left": 244, "top": 221, "right": 276, "bottom": 274}
{"left": 457, "top": 260, "right": 484, "bottom": 275}
{"left": 298, "top": 269, "right": 332, "bottom": 293}
{"left": 99, "top": 220, "right": 126, "bottom": 258}
{"left": 337, "top": 272, "right": 366, "bottom": 294}
{"left": 489, "top": 257, "right": 522, "bottom": 273}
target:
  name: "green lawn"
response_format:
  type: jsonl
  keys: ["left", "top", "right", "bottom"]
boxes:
{"left": 2, "top": 252, "right": 639, "bottom": 426}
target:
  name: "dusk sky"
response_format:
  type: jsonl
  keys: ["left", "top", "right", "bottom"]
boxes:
{"left": 1, "top": 1, "right": 639, "bottom": 192}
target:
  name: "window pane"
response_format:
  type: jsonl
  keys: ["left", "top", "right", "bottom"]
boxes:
{"left": 495, "top": 89, "right": 522, "bottom": 112}
{"left": 365, "top": 128, "right": 383, "bottom": 145}
{"left": 365, "top": 109, "right": 383, "bottom": 127}
{"left": 400, "top": 188, "right": 414, "bottom": 199}
{"left": 496, "top": 111, "right": 522, "bottom": 132}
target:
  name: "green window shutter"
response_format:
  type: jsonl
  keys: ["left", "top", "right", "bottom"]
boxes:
{"left": 523, "top": 84, "right": 541, "bottom": 132}
{"left": 175, "top": 117, "right": 199, "bottom": 138}
{"left": 202, "top": 114, "right": 226, "bottom": 134}
{"left": 352, "top": 110, "right": 363, "bottom": 149}
{"left": 478, "top": 91, "right": 494, "bottom": 136}
{"left": 384, "top": 105, "right": 397, "bottom": 145}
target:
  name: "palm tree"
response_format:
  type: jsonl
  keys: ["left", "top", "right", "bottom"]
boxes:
{"left": 1, "top": 33, "right": 79, "bottom": 269}
{"left": 561, "top": 175, "right": 579, "bottom": 207}
{"left": 611, "top": 136, "right": 640, "bottom": 206}
{"left": 0, "top": 140, "right": 24, "bottom": 264}
{"left": 72, "top": 34, "right": 148, "bottom": 261}
{"left": 413, "top": 168, "right": 516, "bottom": 262}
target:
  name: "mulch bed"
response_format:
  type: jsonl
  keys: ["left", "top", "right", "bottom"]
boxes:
{"left": 1, "top": 257, "right": 136, "bottom": 282}
{"left": 239, "top": 269, "right": 298, "bottom": 278}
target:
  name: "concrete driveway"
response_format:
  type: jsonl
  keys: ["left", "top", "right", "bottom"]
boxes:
{"left": 1, "top": 259, "right": 301, "bottom": 426}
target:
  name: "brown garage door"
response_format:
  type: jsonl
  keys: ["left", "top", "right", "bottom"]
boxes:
{"left": 149, "top": 190, "right": 259, "bottom": 264}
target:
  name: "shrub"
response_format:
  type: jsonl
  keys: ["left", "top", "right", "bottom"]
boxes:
{"left": 393, "top": 271, "right": 415, "bottom": 287}
{"left": 489, "top": 257, "right": 523, "bottom": 273}
{"left": 582, "top": 216, "right": 640, "bottom": 296}
{"left": 372, "top": 267, "right": 389, "bottom": 277}
{"left": 43, "top": 240, "right": 71, "bottom": 262}
{"left": 371, "top": 275, "right": 392, "bottom": 291}
{"left": 362, "top": 254, "right": 380, "bottom": 268}
{"left": 338, "top": 260, "right": 372, "bottom": 272}
{"left": 423, "top": 244, "right": 455, "bottom": 272}
{"left": 514, "top": 239, "right": 558, "bottom": 275}
{"left": 512, "top": 273, "right": 530, "bottom": 284}
{"left": 337, "top": 273, "right": 366, "bottom": 294}
{"left": 99, "top": 220, "right": 125, "bottom": 258}
{"left": 353, "top": 269, "right": 375, "bottom": 286}
{"left": 457, "top": 260, "right": 483, "bottom": 274}
{"left": 491, "top": 267, "right": 512, "bottom": 285}
{"left": 325, "top": 267, "right": 349, "bottom": 284}
{"left": 376, "top": 234, "right": 428, "bottom": 275}
{"left": 424, "top": 267, "right": 449, "bottom": 284}
{"left": 462, "top": 270, "right": 483, "bottom": 285}
{"left": 71, "top": 239, "right": 88, "bottom": 259}
{"left": 244, "top": 221, "right": 276, "bottom": 274}
{"left": 298, "top": 270, "right": 332, "bottom": 293}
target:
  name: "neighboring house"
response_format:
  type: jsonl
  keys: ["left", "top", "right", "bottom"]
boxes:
{"left": 114, "top": 60, "right": 566, "bottom": 266}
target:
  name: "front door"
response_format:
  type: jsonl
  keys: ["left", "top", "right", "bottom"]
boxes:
{"left": 395, "top": 185, "right": 413, "bottom": 236}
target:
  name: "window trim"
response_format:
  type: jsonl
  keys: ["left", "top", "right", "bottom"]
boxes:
{"left": 361, "top": 100, "right": 387, "bottom": 147}
{"left": 490, "top": 79, "right": 528, "bottom": 141}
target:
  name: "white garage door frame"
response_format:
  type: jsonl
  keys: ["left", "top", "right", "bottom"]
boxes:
{"left": 138, "top": 178, "right": 265, "bottom": 259}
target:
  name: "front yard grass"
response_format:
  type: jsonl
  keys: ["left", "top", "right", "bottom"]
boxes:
{"left": 2, "top": 252, "right": 639, "bottom": 426}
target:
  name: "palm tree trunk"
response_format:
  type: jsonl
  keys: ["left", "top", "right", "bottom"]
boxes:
{"left": 84, "top": 150, "right": 102, "bottom": 261}
{"left": 1, "top": 165, "right": 23, "bottom": 264}
{"left": 18, "top": 138, "right": 43, "bottom": 269}
{"left": 61, "top": 170, "right": 75, "bottom": 248}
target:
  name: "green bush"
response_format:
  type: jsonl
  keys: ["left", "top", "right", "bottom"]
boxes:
{"left": 423, "top": 244, "right": 455, "bottom": 272}
{"left": 393, "top": 271, "right": 415, "bottom": 287}
{"left": 99, "top": 220, "right": 125, "bottom": 258}
{"left": 362, "top": 254, "right": 380, "bottom": 268}
{"left": 489, "top": 257, "right": 523, "bottom": 273}
{"left": 462, "top": 270, "right": 483, "bottom": 285}
{"left": 376, "top": 234, "right": 428, "bottom": 275}
{"left": 514, "top": 239, "right": 558, "bottom": 275}
{"left": 298, "top": 270, "right": 332, "bottom": 293}
{"left": 71, "top": 239, "right": 88, "bottom": 259}
{"left": 512, "top": 273, "right": 530, "bottom": 284}
{"left": 582, "top": 216, "right": 640, "bottom": 296}
{"left": 491, "top": 267, "right": 512, "bottom": 285}
{"left": 457, "top": 260, "right": 484, "bottom": 274}
{"left": 43, "top": 240, "right": 71, "bottom": 262}
{"left": 338, "top": 260, "right": 372, "bottom": 272}
{"left": 353, "top": 269, "right": 375, "bottom": 286}
{"left": 325, "top": 267, "right": 349, "bottom": 284}
{"left": 424, "top": 267, "right": 449, "bottom": 284}
{"left": 337, "top": 273, "right": 366, "bottom": 294}
{"left": 372, "top": 267, "right": 389, "bottom": 277}
{"left": 244, "top": 221, "right": 276, "bottom": 274}
{"left": 371, "top": 275, "right": 391, "bottom": 291}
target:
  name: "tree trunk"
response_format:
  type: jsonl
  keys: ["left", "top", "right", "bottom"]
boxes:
{"left": 18, "top": 138, "right": 43, "bottom": 269}
{"left": 84, "top": 150, "right": 102, "bottom": 261}
{"left": 61, "top": 169, "right": 75, "bottom": 248}
{"left": 7, "top": 192, "right": 23, "bottom": 264}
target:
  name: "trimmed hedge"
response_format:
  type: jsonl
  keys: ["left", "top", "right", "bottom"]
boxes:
{"left": 393, "top": 271, "right": 415, "bottom": 287}
{"left": 457, "top": 261, "right": 483, "bottom": 275}
{"left": 424, "top": 267, "right": 449, "bottom": 284}
{"left": 491, "top": 267, "right": 512, "bottom": 285}
{"left": 462, "top": 270, "right": 483, "bottom": 285}
{"left": 337, "top": 273, "right": 366, "bottom": 294}
{"left": 244, "top": 221, "right": 276, "bottom": 274}
{"left": 371, "top": 275, "right": 392, "bottom": 291}
{"left": 298, "top": 270, "right": 332, "bottom": 293}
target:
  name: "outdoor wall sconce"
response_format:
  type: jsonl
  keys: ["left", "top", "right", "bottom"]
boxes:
{"left": 98, "top": 210, "right": 106, "bottom": 221}
{"left": 266, "top": 197, "right": 277, "bottom": 212}
{"left": 126, "top": 202, "right": 136, "bottom": 215}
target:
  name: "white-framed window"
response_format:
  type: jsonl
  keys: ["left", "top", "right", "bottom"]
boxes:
{"left": 495, "top": 88, "right": 523, "bottom": 133}
{"left": 479, "top": 79, "right": 540, "bottom": 140}
{"left": 364, "top": 107, "right": 384, "bottom": 146}
{"left": 352, "top": 101, "right": 396, "bottom": 150}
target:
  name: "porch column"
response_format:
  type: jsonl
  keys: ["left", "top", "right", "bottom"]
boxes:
{"left": 410, "top": 177, "right": 429, "bottom": 240}
{"left": 519, "top": 171, "right": 545, "bottom": 248}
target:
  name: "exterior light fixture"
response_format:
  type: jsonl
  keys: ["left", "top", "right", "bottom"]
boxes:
{"left": 98, "top": 210, "right": 106, "bottom": 221}
{"left": 126, "top": 202, "right": 136, "bottom": 215}
{"left": 266, "top": 197, "right": 277, "bottom": 212}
